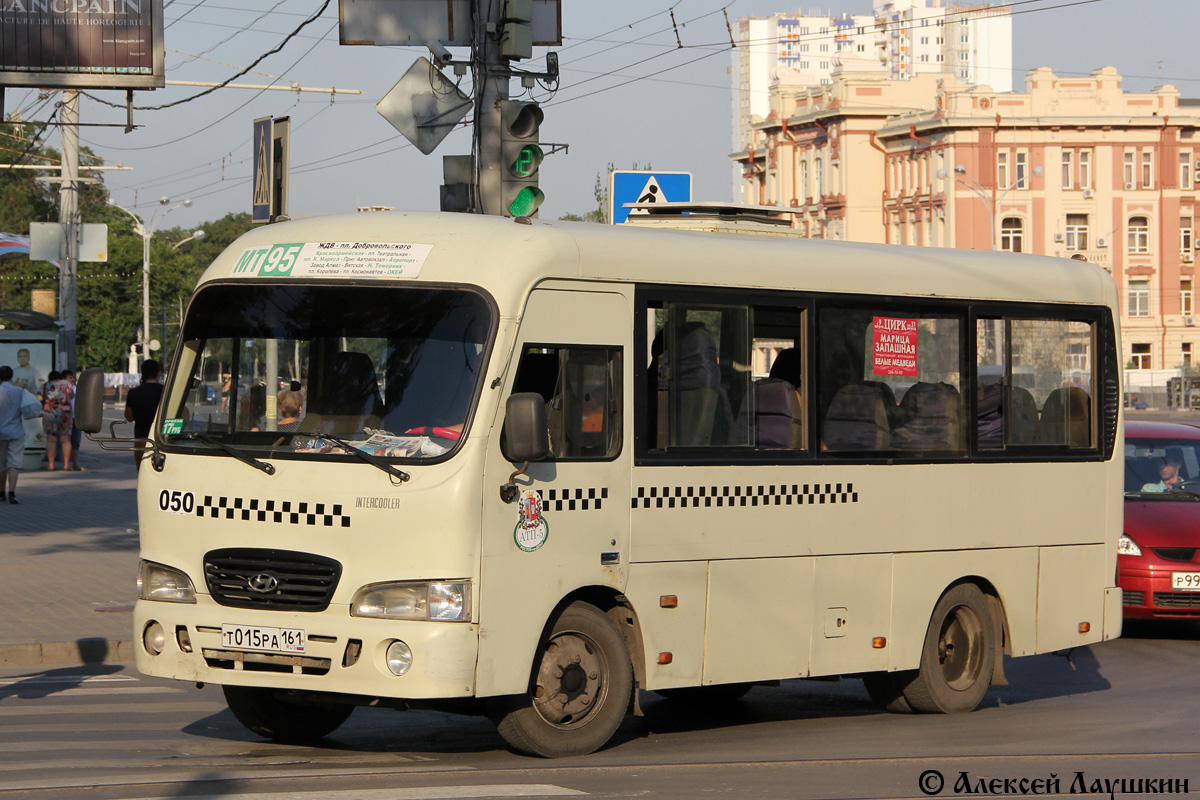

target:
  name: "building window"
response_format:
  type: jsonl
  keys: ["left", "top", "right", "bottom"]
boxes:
{"left": 1066, "top": 214, "right": 1089, "bottom": 251}
{"left": 1062, "top": 150, "right": 1073, "bottom": 189}
{"left": 800, "top": 26, "right": 809, "bottom": 34}
{"left": 820, "top": 61, "right": 829, "bottom": 69}
{"left": 1124, "top": 152, "right": 1134, "bottom": 187}
{"left": 857, "top": 44, "right": 866, "bottom": 52}
{"left": 1079, "top": 150, "right": 1091, "bottom": 189}
{"left": 920, "top": 36, "right": 929, "bottom": 44}
{"left": 1182, "top": 278, "right": 1193, "bottom": 316}
{"left": 800, "top": 44, "right": 809, "bottom": 52}
{"left": 920, "top": 54, "right": 929, "bottom": 62}
{"left": 1001, "top": 217, "right": 1024, "bottom": 253}
{"left": 819, "top": 44, "right": 829, "bottom": 52}
{"left": 1184, "top": 343, "right": 1193, "bottom": 369}
{"left": 997, "top": 152, "right": 1008, "bottom": 188}
{"left": 1142, "top": 151, "right": 1153, "bottom": 189}
{"left": 1183, "top": 217, "right": 1194, "bottom": 253}
{"left": 960, "top": 34, "right": 969, "bottom": 42}
{"left": 936, "top": 35, "right": 943, "bottom": 44}
{"left": 1128, "top": 216, "right": 1150, "bottom": 254}
{"left": 1130, "top": 343, "right": 1152, "bottom": 369}
{"left": 800, "top": 159, "right": 810, "bottom": 200}
{"left": 816, "top": 158, "right": 824, "bottom": 197}
{"left": 1128, "top": 280, "right": 1150, "bottom": 317}
{"left": 1182, "top": 153, "right": 1194, "bottom": 190}
{"left": 1015, "top": 152, "right": 1029, "bottom": 189}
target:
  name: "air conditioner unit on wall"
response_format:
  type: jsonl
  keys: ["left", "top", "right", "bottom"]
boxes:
{"left": 1082, "top": 188, "right": 1095, "bottom": 199}
{"left": 1054, "top": 233, "right": 1065, "bottom": 242}
{"left": 1185, "top": 253, "right": 1195, "bottom": 263}
{"left": 1187, "top": 317, "right": 1195, "bottom": 327}
{"left": 1096, "top": 237, "right": 1108, "bottom": 248}
{"left": 1125, "top": 182, "right": 1137, "bottom": 191}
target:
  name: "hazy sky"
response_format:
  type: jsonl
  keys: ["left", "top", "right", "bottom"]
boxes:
{"left": 7, "top": 0, "right": 1196, "bottom": 230}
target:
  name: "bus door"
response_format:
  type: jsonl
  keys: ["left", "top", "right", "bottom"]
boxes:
{"left": 477, "top": 287, "right": 633, "bottom": 697}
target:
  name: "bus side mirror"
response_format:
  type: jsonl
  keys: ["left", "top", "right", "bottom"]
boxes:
{"left": 504, "top": 392, "right": 550, "bottom": 463}
{"left": 75, "top": 367, "right": 106, "bottom": 434}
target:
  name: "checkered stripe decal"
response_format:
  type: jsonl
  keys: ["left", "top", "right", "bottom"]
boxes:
{"left": 196, "top": 496, "right": 350, "bottom": 527}
{"left": 632, "top": 483, "right": 857, "bottom": 509}
{"left": 539, "top": 487, "right": 608, "bottom": 512}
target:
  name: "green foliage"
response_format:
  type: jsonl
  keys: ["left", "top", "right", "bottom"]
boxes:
{"left": 1, "top": 119, "right": 256, "bottom": 370}
{"left": 558, "top": 161, "right": 652, "bottom": 224}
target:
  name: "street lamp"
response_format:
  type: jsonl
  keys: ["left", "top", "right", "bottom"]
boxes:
{"left": 936, "top": 163, "right": 1043, "bottom": 250}
{"left": 109, "top": 196, "right": 193, "bottom": 361}
{"left": 172, "top": 229, "right": 206, "bottom": 250}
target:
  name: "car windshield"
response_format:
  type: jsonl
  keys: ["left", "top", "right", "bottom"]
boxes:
{"left": 161, "top": 283, "right": 491, "bottom": 462}
{"left": 1125, "top": 434, "right": 1200, "bottom": 496}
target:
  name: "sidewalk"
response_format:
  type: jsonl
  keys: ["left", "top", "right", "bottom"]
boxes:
{"left": 0, "top": 409, "right": 140, "bottom": 666}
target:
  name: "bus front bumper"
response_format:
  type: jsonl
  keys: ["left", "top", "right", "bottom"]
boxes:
{"left": 133, "top": 599, "right": 480, "bottom": 700}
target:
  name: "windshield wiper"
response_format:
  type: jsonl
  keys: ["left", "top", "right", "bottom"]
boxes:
{"left": 302, "top": 432, "right": 411, "bottom": 484}
{"left": 184, "top": 433, "right": 275, "bottom": 475}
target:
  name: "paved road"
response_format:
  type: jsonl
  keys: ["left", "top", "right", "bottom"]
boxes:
{"left": 0, "top": 624, "right": 1197, "bottom": 799}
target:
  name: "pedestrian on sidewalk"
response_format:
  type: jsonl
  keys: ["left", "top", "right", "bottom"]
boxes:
{"left": 62, "top": 369, "right": 85, "bottom": 470}
{"left": 125, "top": 359, "right": 164, "bottom": 472}
{"left": 41, "top": 370, "right": 74, "bottom": 471}
{"left": 0, "top": 365, "right": 28, "bottom": 504}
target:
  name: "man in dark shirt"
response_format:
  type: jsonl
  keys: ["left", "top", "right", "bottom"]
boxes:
{"left": 125, "top": 359, "right": 164, "bottom": 472}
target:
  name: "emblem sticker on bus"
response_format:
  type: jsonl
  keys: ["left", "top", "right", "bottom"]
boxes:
{"left": 514, "top": 490, "right": 549, "bottom": 552}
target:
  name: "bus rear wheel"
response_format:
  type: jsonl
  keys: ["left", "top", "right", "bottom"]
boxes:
{"left": 223, "top": 685, "right": 354, "bottom": 743}
{"left": 903, "top": 583, "right": 995, "bottom": 714}
{"left": 490, "top": 602, "right": 633, "bottom": 758}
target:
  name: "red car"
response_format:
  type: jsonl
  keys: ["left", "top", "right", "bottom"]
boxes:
{"left": 1122, "top": 420, "right": 1200, "bottom": 618}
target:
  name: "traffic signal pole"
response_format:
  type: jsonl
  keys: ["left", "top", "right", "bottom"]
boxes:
{"left": 475, "top": 2, "right": 508, "bottom": 218}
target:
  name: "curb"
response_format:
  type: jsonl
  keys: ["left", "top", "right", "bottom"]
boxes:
{"left": 0, "top": 639, "right": 135, "bottom": 667}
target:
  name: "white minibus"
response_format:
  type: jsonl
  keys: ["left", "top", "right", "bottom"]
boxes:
{"left": 77, "top": 210, "right": 1122, "bottom": 757}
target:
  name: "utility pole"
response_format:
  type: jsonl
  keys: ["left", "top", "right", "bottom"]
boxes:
{"left": 476, "top": 3, "right": 507, "bottom": 217}
{"left": 58, "top": 90, "right": 80, "bottom": 371}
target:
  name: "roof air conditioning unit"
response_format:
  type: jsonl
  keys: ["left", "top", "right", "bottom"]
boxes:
{"left": 1082, "top": 188, "right": 1095, "bottom": 199}
{"left": 1125, "top": 182, "right": 1137, "bottom": 191}
{"left": 1187, "top": 317, "right": 1196, "bottom": 327}
{"left": 1185, "top": 253, "right": 1195, "bottom": 263}
{"left": 1053, "top": 233, "right": 1065, "bottom": 242}
{"left": 1096, "top": 237, "right": 1108, "bottom": 248}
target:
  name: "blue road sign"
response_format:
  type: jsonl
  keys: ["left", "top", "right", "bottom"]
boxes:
{"left": 609, "top": 170, "right": 692, "bottom": 224}
{"left": 252, "top": 116, "right": 273, "bottom": 223}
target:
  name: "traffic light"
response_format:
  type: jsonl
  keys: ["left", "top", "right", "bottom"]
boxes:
{"left": 500, "top": 100, "right": 544, "bottom": 217}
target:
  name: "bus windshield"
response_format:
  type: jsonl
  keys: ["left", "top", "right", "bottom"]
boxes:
{"left": 162, "top": 283, "right": 491, "bottom": 461}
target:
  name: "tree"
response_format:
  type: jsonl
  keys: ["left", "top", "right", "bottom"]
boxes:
{"left": 558, "top": 161, "right": 651, "bottom": 224}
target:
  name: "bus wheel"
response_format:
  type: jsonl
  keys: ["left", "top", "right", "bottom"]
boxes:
{"left": 656, "top": 683, "right": 752, "bottom": 704}
{"left": 223, "top": 686, "right": 354, "bottom": 743}
{"left": 861, "top": 671, "right": 914, "bottom": 713}
{"left": 903, "top": 584, "right": 995, "bottom": 714}
{"left": 490, "top": 602, "right": 633, "bottom": 758}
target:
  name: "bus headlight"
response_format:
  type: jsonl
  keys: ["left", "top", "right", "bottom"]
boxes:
{"left": 1117, "top": 534, "right": 1143, "bottom": 557}
{"left": 385, "top": 640, "right": 413, "bottom": 676}
{"left": 351, "top": 581, "right": 471, "bottom": 622}
{"left": 137, "top": 560, "right": 197, "bottom": 603}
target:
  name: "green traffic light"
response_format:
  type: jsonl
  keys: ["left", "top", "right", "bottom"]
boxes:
{"left": 509, "top": 186, "right": 545, "bottom": 217}
{"left": 511, "top": 144, "right": 544, "bottom": 178}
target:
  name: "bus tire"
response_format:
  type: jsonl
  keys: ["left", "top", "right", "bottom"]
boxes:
{"left": 861, "top": 671, "right": 915, "bottom": 713}
{"left": 902, "top": 583, "right": 995, "bottom": 714}
{"left": 656, "top": 683, "right": 752, "bottom": 704}
{"left": 222, "top": 686, "right": 354, "bottom": 743}
{"left": 490, "top": 601, "right": 633, "bottom": 758}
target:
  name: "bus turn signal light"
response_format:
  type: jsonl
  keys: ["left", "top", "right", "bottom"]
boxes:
{"left": 657, "top": 652, "right": 673, "bottom": 665}
{"left": 872, "top": 637, "right": 887, "bottom": 649}
{"left": 1079, "top": 622, "right": 1090, "bottom": 634}
{"left": 660, "top": 595, "right": 678, "bottom": 608}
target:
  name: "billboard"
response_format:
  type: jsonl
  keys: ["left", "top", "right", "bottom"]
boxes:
{"left": 0, "top": 0, "right": 165, "bottom": 89}
{"left": 340, "top": 0, "right": 561, "bottom": 47}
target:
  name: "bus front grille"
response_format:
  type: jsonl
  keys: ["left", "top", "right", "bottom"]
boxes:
{"left": 1122, "top": 590, "right": 1145, "bottom": 606}
{"left": 204, "top": 548, "right": 342, "bottom": 611}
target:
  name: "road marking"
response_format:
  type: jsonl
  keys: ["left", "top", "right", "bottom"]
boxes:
{"left": 0, "top": 674, "right": 138, "bottom": 687}
{"left": 113, "top": 787, "right": 586, "bottom": 800}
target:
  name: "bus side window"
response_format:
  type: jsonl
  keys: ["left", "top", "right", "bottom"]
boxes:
{"left": 512, "top": 346, "right": 622, "bottom": 460}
